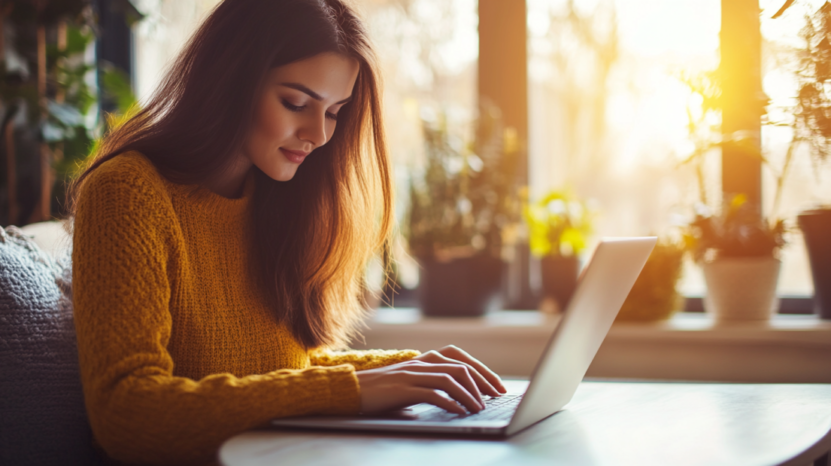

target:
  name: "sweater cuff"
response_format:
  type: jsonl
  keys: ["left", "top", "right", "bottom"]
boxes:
{"left": 325, "top": 365, "right": 362, "bottom": 415}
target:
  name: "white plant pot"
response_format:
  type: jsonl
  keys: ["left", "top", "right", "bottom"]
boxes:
{"left": 702, "top": 257, "right": 781, "bottom": 323}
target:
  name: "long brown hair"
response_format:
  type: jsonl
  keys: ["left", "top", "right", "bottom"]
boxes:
{"left": 65, "top": 0, "right": 393, "bottom": 349}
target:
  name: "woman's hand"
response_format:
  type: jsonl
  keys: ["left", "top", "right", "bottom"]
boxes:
{"left": 356, "top": 345, "right": 507, "bottom": 415}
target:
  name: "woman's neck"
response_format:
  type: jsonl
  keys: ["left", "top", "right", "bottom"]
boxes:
{"left": 202, "top": 156, "right": 253, "bottom": 199}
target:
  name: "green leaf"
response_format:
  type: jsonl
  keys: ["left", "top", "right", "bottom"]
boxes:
{"left": 101, "top": 64, "right": 138, "bottom": 114}
{"left": 66, "top": 25, "right": 94, "bottom": 55}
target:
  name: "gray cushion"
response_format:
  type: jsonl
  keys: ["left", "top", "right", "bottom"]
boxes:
{"left": 0, "top": 225, "right": 99, "bottom": 465}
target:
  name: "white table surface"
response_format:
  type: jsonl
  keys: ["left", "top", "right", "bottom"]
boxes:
{"left": 220, "top": 380, "right": 831, "bottom": 466}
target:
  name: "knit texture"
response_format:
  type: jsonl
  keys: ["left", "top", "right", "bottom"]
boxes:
{"left": 0, "top": 226, "right": 100, "bottom": 465}
{"left": 72, "top": 151, "right": 420, "bottom": 465}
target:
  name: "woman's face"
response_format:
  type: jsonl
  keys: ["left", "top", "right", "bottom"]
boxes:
{"left": 243, "top": 52, "right": 360, "bottom": 181}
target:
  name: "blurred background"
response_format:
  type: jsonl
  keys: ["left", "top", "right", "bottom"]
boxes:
{"left": 3, "top": 0, "right": 831, "bottom": 319}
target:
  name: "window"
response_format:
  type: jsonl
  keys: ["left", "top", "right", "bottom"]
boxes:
{"left": 133, "top": 0, "right": 221, "bottom": 103}
{"left": 359, "top": 0, "right": 479, "bottom": 293}
{"left": 760, "top": 0, "right": 831, "bottom": 298}
{"left": 131, "top": 0, "right": 820, "bottom": 311}
{"left": 527, "top": 0, "right": 721, "bottom": 298}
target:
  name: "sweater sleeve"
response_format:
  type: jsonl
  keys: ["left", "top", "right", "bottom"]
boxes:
{"left": 72, "top": 163, "right": 361, "bottom": 466}
{"left": 309, "top": 348, "right": 422, "bottom": 371}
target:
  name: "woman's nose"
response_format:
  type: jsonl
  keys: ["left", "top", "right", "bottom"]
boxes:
{"left": 298, "top": 111, "right": 328, "bottom": 148}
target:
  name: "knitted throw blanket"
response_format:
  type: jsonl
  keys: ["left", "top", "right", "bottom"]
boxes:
{"left": 0, "top": 225, "right": 99, "bottom": 465}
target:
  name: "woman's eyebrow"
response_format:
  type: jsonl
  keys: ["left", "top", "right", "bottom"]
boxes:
{"left": 279, "top": 82, "right": 352, "bottom": 104}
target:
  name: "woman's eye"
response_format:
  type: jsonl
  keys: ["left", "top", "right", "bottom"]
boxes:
{"left": 281, "top": 99, "right": 305, "bottom": 112}
{"left": 325, "top": 112, "right": 338, "bottom": 121}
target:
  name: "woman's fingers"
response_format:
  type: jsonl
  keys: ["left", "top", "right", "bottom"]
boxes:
{"left": 403, "top": 362, "right": 484, "bottom": 405}
{"left": 435, "top": 346, "right": 507, "bottom": 394}
{"left": 414, "top": 349, "right": 505, "bottom": 396}
{"left": 356, "top": 346, "right": 506, "bottom": 415}
{"left": 356, "top": 367, "right": 481, "bottom": 414}
{"left": 402, "top": 370, "right": 483, "bottom": 413}
{"left": 412, "top": 387, "right": 467, "bottom": 415}
{"left": 431, "top": 355, "right": 500, "bottom": 397}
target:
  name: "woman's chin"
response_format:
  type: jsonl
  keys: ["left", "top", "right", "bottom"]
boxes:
{"left": 264, "top": 164, "right": 299, "bottom": 182}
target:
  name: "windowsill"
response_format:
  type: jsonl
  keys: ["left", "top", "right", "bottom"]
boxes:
{"left": 354, "top": 308, "right": 831, "bottom": 382}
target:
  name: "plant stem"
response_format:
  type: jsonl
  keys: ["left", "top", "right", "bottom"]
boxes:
{"left": 772, "top": 135, "right": 798, "bottom": 219}
{"left": 696, "top": 152, "right": 708, "bottom": 206}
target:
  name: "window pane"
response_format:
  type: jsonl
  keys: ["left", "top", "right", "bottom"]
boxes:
{"left": 133, "top": 0, "right": 223, "bottom": 104}
{"left": 528, "top": 0, "right": 720, "bottom": 296}
{"left": 360, "top": 0, "right": 479, "bottom": 291}
{"left": 760, "top": 0, "right": 831, "bottom": 297}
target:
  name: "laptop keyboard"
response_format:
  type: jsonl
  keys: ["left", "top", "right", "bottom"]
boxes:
{"left": 417, "top": 394, "right": 523, "bottom": 422}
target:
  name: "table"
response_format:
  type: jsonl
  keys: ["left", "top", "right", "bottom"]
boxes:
{"left": 219, "top": 381, "right": 831, "bottom": 466}
{"left": 353, "top": 309, "right": 831, "bottom": 382}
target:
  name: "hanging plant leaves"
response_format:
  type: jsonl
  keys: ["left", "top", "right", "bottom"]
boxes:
{"left": 100, "top": 63, "right": 137, "bottom": 114}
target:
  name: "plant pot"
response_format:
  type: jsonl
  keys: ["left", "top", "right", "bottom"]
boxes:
{"left": 702, "top": 257, "right": 781, "bottom": 323}
{"left": 616, "top": 242, "right": 685, "bottom": 322}
{"left": 540, "top": 255, "right": 580, "bottom": 312}
{"left": 798, "top": 209, "right": 831, "bottom": 320}
{"left": 418, "top": 254, "right": 504, "bottom": 317}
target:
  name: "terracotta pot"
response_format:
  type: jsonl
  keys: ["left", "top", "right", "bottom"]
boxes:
{"left": 418, "top": 254, "right": 504, "bottom": 317}
{"left": 798, "top": 209, "right": 831, "bottom": 320}
{"left": 702, "top": 257, "right": 781, "bottom": 323}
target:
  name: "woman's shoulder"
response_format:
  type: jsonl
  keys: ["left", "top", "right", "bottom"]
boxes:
{"left": 91, "top": 151, "right": 163, "bottom": 184}
{"left": 84, "top": 151, "right": 167, "bottom": 193}
{"left": 79, "top": 151, "right": 173, "bottom": 212}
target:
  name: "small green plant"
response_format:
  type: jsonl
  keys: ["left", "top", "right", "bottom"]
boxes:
{"left": 406, "top": 103, "right": 523, "bottom": 260}
{"left": 523, "top": 190, "right": 594, "bottom": 258}
{"left": 684, "top": 194, "right": 787, "bottom": 262}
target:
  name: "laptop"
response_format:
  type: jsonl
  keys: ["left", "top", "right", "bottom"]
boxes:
{"left": 271, "top": 237, "right": 657, "bottom": 437}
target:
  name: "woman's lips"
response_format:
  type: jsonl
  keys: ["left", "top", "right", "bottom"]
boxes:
{"left": 280, "top": 148, "right": 310, "bottom": 164}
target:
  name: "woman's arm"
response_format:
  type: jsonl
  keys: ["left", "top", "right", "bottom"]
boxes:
{"left": 72, "top": 166, "right": 362, "bottom": 465}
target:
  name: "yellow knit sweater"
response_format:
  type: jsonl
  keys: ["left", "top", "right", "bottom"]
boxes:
{"left": 71, "top": 151, "right": 419, "bottom": 465}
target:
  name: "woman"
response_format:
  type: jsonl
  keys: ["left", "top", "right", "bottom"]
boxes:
{"left": 66, "top": 0, "right": 505, "bottom": 464}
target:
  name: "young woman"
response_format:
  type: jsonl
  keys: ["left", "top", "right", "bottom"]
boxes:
{"left": 66, "top": 0, "right": 505, "bottom": 464}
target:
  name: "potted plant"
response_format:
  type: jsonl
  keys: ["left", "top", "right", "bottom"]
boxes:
{"left": 406, "top": 104, "right": 522, "bottom": 317}
{"left": 685, "top": 195, "right": 787, "bottom": 323}
{"left": 616, "top": 237, "right": 686, "bottom": 322}
{"left": 674, "top": 70, "right": 789, "bottom": 323}
{"left": 523, "top": 189, "right": 593, "bottom": 313}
